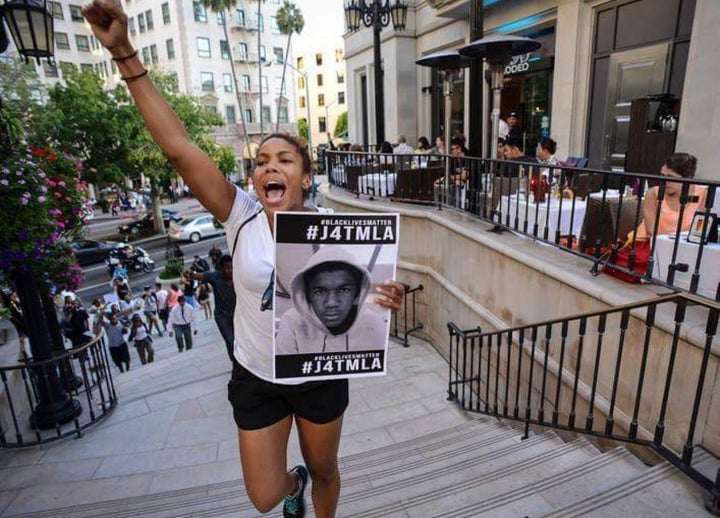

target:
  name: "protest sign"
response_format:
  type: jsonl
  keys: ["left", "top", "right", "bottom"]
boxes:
{"left": 273, "top": 212, "right": 399, "bottom": 382}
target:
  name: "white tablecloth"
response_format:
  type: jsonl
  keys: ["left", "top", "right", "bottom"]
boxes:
{"left": 495, "top": 194, "right": 587, "bottom": 239}
{"left": 358, "top": 173, "right": 396, "bottom": 197}
{"left": 653, "top": 234, "right": 720, "bottom": 299}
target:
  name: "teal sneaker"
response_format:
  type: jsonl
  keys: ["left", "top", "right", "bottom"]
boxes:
{"left": 283, "top": 464, "right": 309, "bottom": 518}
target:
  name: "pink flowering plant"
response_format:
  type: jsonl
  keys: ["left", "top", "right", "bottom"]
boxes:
{"left": 0, "top": 146, "right": 90, "bottom": 292}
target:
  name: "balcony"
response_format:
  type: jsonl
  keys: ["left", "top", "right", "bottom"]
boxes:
{"left": 231, "top": 18, "right": 259, "bottom": 32}
{"left": 234, "top": 52, "right": 259, "bottom": 64}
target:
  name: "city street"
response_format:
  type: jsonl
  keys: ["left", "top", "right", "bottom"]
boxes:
{"left": 76, "top": 197, "right": 226, "bottom": 303}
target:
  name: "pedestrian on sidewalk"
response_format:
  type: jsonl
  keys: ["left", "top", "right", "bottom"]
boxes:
{"left": 197, "top": 282, "right": 212, "bottom": 320}
{"left": 141, "top": 285, "right": 163, "bottom": 336}
{"left": 82, "top": 4, "right": 405, "bottom": 517}
{"left": 100, "top": 311, "right": 131, "bottom": 372}
{"left": 181, "top": 274, "right": 197, "bottom": 308}
{"left": 184, "top": 254, "right": 235, "bottom": 361}
{"left": 128, "top": 314, "right": 154, "bottom": 364}
{"left": 167, "top": 295, "right": 196, "bottom": 352}
{"left": 154, "top": 282, "right": 169, "bottom": 332}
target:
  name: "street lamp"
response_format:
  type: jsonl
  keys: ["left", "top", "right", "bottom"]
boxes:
{"left": 1, "top": 0, "right": 55, "bottom": 64}
{"left": 344, "top": 0, "right": 408, "bottom": 146}
{"left": 284, "top": 60, "right": 313, "bottom": 159}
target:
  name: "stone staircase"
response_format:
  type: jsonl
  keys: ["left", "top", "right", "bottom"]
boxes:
{"left": 3, "top": 417, "right": 709, "bottom": 517}
{"left": 0, "top": 324, "right": 712, "bottom": 517}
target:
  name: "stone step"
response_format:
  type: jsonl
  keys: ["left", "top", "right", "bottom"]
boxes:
{"left": 339, "top": 435, "right": 601, "bottom": 518}
{"left": 333, "top": 430, "right": 567, "bottom": 517}
{"left": 2, "top": 418, "right": 514, "bottom": 518}
{"left": 432, "top": 446, "right": 647, "bottom": 518}
{"left": 540, "top": 461, "right": 708, "bottom": 517}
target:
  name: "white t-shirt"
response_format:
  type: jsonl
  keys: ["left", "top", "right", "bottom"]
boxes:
{"left": 222, "top": 186, "right": 330, "bottom": 384}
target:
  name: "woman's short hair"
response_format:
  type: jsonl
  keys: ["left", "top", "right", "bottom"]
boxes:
{"left": 664, "top": 153, "right": 697, "bottom": 178}
{"left": 538, "top": 137, "right": 557, "bottom": 155}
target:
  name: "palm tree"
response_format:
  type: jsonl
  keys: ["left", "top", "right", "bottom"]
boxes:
{"left": 199, "top": 0, "right": 254, "bottom": 167}
{"left": 275, "top": 0, "right": 304, "bottom": 133}
{"left": 257, "top": 0, "right": 266, "bottom": 137}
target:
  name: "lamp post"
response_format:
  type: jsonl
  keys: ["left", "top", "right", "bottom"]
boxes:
{"left": 1, "top": 1, "right": 82, "bottom": 429}
{"left": 285, "top": 61, "right": 313, "bottom": 159}
{"left": 344, "top": 0, "right": 408, "bottom": 146}
{"left": 324, "top": 97, "right": 337, "bottom": 142}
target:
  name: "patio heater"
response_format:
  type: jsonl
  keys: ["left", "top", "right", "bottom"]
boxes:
{"left": 416, "top": 50, "right": 470, "bottom": 191}
{"left": 458, "top": 35, "right": 541, "bottom": 159}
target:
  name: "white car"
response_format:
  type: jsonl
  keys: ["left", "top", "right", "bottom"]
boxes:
{"left": 168, "top": 214, "right": 224, "bottom": 242}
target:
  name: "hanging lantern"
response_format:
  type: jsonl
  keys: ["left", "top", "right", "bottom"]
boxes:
{"left": 1, "top": 0, "right": 55, "bottom": 63}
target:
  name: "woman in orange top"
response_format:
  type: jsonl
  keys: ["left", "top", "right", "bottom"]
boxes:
{"left": 634, "top": 153, "right": 706, "bottom": 239}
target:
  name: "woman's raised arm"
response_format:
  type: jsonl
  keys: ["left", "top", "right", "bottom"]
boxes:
{"left": 82, "top": 0, "right": 235, "bottom": 221}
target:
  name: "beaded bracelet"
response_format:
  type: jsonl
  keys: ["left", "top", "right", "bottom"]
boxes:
{"left": 121, "top": 69, "right": 148, "bottom": 82}
{"left": 112, "top": 50, "right": 138, "bottom": 62}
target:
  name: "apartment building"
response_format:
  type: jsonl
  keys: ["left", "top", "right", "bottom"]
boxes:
{"left": 294, "top": 44, "right": 347, "bottom": 150}
{"left": 344, "top": 0, "right": 720, "bottom": 181}
{"left": 13, "top": 0, "right": 298, "bottom": 168}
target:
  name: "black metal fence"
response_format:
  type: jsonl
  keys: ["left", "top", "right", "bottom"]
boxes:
{"left": 446, "top": 293, "right": 720, "bottom": 507}
{"left": 390, "top": 283, "right": 424, "bottom": 347}
{"left": 326, "top": 150, "right": 720, "bottom": 301}
{"left": 0, "top": 331, "right": 117, "bottom": 447}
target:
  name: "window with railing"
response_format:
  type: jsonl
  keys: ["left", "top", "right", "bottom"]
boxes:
{"left": 236, "top": 8, "right": 245, "bottom": 26}
{"left": 241, "top": 74, "right": 251, "bottom": 92}
{"left": 220, "top": 40, "right": 230, "bottom": 60}
{"left": 238, "top": 42, "right": 248, "bottom": 60}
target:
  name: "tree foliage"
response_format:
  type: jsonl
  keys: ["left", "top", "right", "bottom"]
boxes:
{"left": 334, "top": 111, "right": 348, "bottom": 137}
{"left": 275, "top": 0, "right": 304, "bottom": 132}
{"left": 297, "top": 118, "right": 309, "bottom": 142}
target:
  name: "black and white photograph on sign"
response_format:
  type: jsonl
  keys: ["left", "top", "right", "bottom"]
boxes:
{"left": 272, "top": 212, "right": 399, "bottom": 382}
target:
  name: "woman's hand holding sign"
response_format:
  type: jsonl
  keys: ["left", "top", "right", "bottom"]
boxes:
{"left": 374, "top": 280, "right": 405, "bottom": 311}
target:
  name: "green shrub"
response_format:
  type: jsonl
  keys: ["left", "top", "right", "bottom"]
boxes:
{"left": 160, "top": 257, "right": 184, "bottom": 279}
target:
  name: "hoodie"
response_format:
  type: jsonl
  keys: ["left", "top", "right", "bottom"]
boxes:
{"left": 276, "top": 246, "right": 389, "bottom": 354}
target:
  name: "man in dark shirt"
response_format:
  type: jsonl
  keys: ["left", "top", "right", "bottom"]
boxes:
{"left": 501, "top": 136, "right": 538, "bottom": 177}
{"left": 190, "top": 255, "right": 210, "bottom": 273}
{"left": 185, "top": 254, "right": 236, "bottom": 362}
{"left": 65, "top": 300, "right": 90, "bottom": 347}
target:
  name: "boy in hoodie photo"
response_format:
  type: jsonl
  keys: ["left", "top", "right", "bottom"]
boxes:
{"left": 276, "top": 246, "right": 389, "bottom": 355}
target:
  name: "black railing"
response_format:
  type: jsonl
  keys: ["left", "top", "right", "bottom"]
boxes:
{"left": 390, "top": 283, "right": 424, "bottom": 347}
{"left": 326, "top": 150, "right": 720, "bottom": 301}
{"left": 446, "top": 293, "right": 720, "bottom": 509}
{"left": 0, "top": 331, "right": 117, "bottom": 447}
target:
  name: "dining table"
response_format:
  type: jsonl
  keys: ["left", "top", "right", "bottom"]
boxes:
{"left": 653, "top": 233, "right": 720, "bottom": 299}
{"left": 495, "top": 193, "right": 588, "bottom": 240}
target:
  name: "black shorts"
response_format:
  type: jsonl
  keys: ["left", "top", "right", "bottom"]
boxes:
{"left": 227, "top": 362, "right": 349, "bottom": 431}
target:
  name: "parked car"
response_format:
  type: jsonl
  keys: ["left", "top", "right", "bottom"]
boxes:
{"left": 168, "top": 214, "right": 224, "bottom": 242}
{"left": 118, "top": 214, "right": 154, "bottom": 236}
{"left": 71, "top": 239, "right": 119, "bottom": 266}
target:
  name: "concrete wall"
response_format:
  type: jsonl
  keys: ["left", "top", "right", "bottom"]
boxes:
{"left": 675, "top": 0, "right": 720, "bottom": 181}
{"left": 323, "top": 185, "right": 720, "bottom": 458}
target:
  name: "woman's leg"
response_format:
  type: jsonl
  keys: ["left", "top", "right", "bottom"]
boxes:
{"left": 237, "top": 416, "right": 296, "bottom": 513}
{"left": 296, "top": 414, "right": 344, "bottom": 518}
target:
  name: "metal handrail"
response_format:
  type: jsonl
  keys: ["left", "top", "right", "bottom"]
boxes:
{"left": 326, "top": 150, "right": 720, "bottom": 302}
{"left": 446, "top": 292, "right": 720, "bottom": 511}
{"left": 0, "top": 330, "right": 118, "bottom": 447}
{"left": 390, "top": 283, "right": 424, "bottom": 347}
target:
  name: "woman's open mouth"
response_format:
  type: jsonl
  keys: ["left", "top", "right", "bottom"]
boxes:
{"left": 263, "top": 181, "right": 286, "bottom": 204}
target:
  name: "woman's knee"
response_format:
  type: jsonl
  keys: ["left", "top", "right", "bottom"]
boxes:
{"left": 245, "top": 485, "right": 283, "bottom": 514}
{"left": 307, "top": 460, "right": 340, "bottom": 485}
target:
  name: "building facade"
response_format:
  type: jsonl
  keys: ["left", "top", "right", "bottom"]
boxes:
{"left": 7, "top": 0, "right": 298, "bottom": 171}
{"left": 344, "top": 0, "right": 720, "bottom": 181}
{"left": 293, "top": 44, "right": 348, "bottom": 151}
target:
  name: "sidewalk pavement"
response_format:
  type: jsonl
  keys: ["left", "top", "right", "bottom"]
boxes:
{"left": 0, "top": 304, "right": 464, "bottom": 516}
